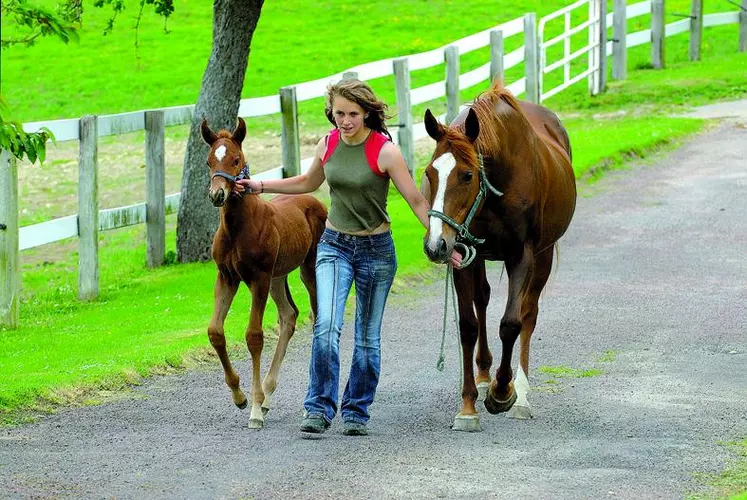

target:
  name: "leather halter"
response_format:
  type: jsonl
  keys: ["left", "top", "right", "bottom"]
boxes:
{"left": 426, "top": 151, "right": 503, "bottom": 267}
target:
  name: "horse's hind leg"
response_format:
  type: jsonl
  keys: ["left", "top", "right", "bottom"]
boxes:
{"left": 262, "top": 277, "right": 299, "bottom": 415}
{"left": 507, "top": 246, "right": 554, "bottom": 420}
{"left": 473, "top": 261, "right": 493, "bottom": 401}
{"left": 208, "top": 272, "right": 246, "bottom": 408}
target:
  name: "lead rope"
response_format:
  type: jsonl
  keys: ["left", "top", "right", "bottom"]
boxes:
{"left": 436, "top": 264, "right": 464, "bottom": 387}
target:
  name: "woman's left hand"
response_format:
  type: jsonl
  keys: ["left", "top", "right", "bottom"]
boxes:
{"left": 450, "top": 249, "right": 463, "bottom": 269}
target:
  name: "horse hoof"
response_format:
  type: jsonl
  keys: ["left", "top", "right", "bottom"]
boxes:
{"left": 507, "top": 404, "right": 533, "bottom": 420}
{"left": 248, "top": 418, "right": 264, "bottom": 430}
{"left": 236, "top": 399, "right": 248, "bottom": 410}
{"left": 451, "top": 414, "right": 482, "bottom": 432}
{"left": 484, "top": 389, "right": 517, "bottom": 415}
{"left": 477, "top": 381, "right": 490, "bottom": 401}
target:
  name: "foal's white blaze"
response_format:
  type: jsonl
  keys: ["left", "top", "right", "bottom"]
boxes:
{"left": 427, "top": 152, "right": 457, "bottom": 252}
{"left": 214, "top": 145, "right": 227, "bottom": 162}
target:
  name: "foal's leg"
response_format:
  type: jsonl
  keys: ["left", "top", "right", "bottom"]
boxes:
{"left": 246, "top": 275, "right": 271, "bottom": 429}
{"left": 261, "top": 277, "right": 299, "bottom": 415}
{"left": 484, "top": 245, "right": 535, "bottom": 415}
{"left": 451, "top": 265, "right": 481, "bottom": 432}
{"left": 507, "top": 246, "right": 553, "bottom": 420}
{"left": 299, "top": 250, "right": 318, "bottom": 323}
{"left": 473, "top": 260, "right": 493, "bottom": 401}
{"left": 207, "top": 273, "right": 246, "bottom": 408}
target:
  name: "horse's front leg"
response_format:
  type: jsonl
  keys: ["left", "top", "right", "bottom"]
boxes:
{"left": 207, "top": 272, "right": 245, "bottom": 408}
{"left": 484, "top": 244, "right": 534, "bottom": 415}
{"left": 246, "top": 274, "right": 272, "bottom": 429}
{"left": 451, "top": 265, "right": 482, "bottom": 432}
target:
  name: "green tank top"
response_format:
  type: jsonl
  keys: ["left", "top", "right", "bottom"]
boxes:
{"left": 323, "top": 130, "right": 391, "bottom": 232}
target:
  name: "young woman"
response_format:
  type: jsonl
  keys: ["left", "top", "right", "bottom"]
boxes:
{"left": 236, "top": 78, "right": 460, "bottom": 436}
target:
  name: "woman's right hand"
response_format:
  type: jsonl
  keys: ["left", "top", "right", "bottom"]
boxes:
{"left": 234, "top": 179, "right": 260, "bottom": 196}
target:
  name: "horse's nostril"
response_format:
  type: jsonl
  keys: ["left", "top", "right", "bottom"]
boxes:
{"left": 438, "top": 238, "right": 448, "bottom": 254}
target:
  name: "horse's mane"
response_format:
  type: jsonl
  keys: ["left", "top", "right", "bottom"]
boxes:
{"left": 446, "top": 81, "right": 526, "bottom": 163}
{"left": 216, "top": 130, "right": 233, "bottom": 140}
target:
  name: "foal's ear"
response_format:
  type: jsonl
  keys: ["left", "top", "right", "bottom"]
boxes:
{"left": 232, "top": 117, "right": 247, "bottom": 145}
{"left": 200, "top": 119, "right": 218, "bottom": 146}
{"left": 424, "top": 109, "right": 445, "bottom": 142}
{"left": 465, "top": 108, "right": 480, "bottom": 143}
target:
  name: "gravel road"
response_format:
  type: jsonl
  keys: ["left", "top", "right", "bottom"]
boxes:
{"left": 1, "top": 115, "right": 745, "bottom": 500}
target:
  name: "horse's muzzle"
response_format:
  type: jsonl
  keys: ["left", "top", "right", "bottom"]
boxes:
{"left": 209, "top": 188, "right": 228, "bottom": 207}
{"left": 423, "top": 236, "right": 451, "bottom": 263}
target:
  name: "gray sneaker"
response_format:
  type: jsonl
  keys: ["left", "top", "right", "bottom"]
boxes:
{"left": 300, "top": 415, "right": 329, "bottom": 434}
{"left": 342, "top": 421, "right": 368, "bottom": 436}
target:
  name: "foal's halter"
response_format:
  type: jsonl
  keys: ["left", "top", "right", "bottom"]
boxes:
{"left": 211, "top": 164, "right": 250, "bottom": 184}
{"left": 426, "top": 151, "right": 504, "bottom": 268}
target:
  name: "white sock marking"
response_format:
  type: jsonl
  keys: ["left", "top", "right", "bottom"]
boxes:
{"left": 515, "top": 366, "right": 530, "bottom": 407}
{"left": 427, "top": 153, "right": 456, "bottom": 251}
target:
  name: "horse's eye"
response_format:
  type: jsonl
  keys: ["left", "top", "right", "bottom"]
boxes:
{"left": 234, "top": 158, "right": 240, "bottom": 166}
{"left": 206, "top": 161, "right": 211, "bottom": 168}
{"left": 461, "top": 171, "right": 474, "bottom": 183}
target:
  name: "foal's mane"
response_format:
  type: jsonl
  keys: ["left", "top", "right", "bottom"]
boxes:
{"left": 447, "top": 82, "right": 527, "bottom": 163}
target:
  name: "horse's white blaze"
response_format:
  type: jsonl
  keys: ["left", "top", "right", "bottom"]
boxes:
{"left": 427, "top": 153, "right": 457, "bottom": 251}
{"left": 214, "top": 145, "right": 227, "bottom": 161}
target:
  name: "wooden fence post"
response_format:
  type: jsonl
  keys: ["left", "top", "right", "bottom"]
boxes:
{"left": 740, "top": 0, "right": 747, "bottom": 52}
{"left": 145, "top": 110, "right": 165, "bottom": 268}
{"left": 280, "top": 86, "right": 301, "bottom": 178}
{"left": 78, "top": 115, "right": 99, "bottom": 301}
{"left": 689, "top": 0, "right": 704, "bottom": 61}
{"left": 652, "top": 0, "right": 666, "bottom": 69}
{"left": 445, "top": 46, "right": 460, "bottom": 124}
{"left": 393, "top": 58, "right": 414, "bottom": 177}
{"left": 613, "top": 0, "right": 628, "bottom": 80}
{"left": 598, "top": 0, "right": 608, "bottom": 93}
{"left": 343, "top": 71, "right": 358, "bottom": 80}
{"left": 524, "top": 13, "right": 540, "bottom": 104}
{"left": 490, "top": 30, "right": 505, "bottom": 83}
{"left": 0, "top": 149, "right": 19, "bottom": 328}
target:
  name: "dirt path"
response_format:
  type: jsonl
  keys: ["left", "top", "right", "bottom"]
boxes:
{"left": 1, "top": 118, "right": 746, "bottom": 499}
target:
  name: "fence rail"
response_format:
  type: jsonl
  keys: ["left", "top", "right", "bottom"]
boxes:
{"left": 2, "top": 0, "right": 746, "bottom": 326}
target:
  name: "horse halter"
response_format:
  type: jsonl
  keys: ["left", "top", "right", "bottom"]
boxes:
{"left": 426, "top": 150, "right": 504, "bottom": 267}
{"left": 211, "top": 164, "right": 250, "bottom": 184}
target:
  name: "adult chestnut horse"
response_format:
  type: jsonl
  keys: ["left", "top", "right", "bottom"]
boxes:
{"left": 201, "top": 117, "right": 327, "bottom": 429}
{"left": 421, "top": 82, "right": 576, "bottom": 431}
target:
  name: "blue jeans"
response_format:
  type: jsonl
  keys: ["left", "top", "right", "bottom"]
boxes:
{"left": 303, "top": 228, "right": 397, "bottom": 425}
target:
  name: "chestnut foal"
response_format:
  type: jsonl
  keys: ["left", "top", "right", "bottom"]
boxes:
{"left": 201, "top": 118, "right": 327, "bottom": 429}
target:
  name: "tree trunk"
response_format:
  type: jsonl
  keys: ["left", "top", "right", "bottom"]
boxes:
{"left": 177, "top": 0, "right": 265, "bottom": 262}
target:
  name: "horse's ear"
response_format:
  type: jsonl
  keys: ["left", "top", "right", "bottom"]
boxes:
{"left": 200, "top": 119, "right": 218, "bottom": 146}
{"left": 232, "top": 117, "right": 247, "bottom": 145}
{"left": 465, "top": 108, "right": 480, "bottom": 143}
{"left": 424, "top": 109, "right": 445, "bottom": 142}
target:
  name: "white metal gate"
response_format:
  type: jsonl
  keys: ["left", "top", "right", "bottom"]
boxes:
{"left": 538, "top": 0, "right": 604, "bottom": 102}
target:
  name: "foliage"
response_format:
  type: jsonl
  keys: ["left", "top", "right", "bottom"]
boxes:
{"left": 0, "top": 0, "right": 80, "bottom": 48}
{"left": 0, "top": 0, "right": 175, "bottom": 163}
{"left": 0, "top": 95, "right": 53, "bottom": 163}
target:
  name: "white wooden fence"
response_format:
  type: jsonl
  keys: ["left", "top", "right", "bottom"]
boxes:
{"left": 1, "top": 0, "right": 746, "bottom": 327}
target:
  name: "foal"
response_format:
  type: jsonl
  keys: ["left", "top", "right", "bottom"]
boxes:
{"left": 202, "top": 118, "right": 327, "bottom": 429}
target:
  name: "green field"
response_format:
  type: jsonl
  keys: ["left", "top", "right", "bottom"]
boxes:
{"left": 0, "top": 0, "right": 745, "bottom": 427}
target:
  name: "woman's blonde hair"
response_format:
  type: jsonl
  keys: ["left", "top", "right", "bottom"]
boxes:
{"left": 325, "top": 78, "right": 392, "bottom": 140}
